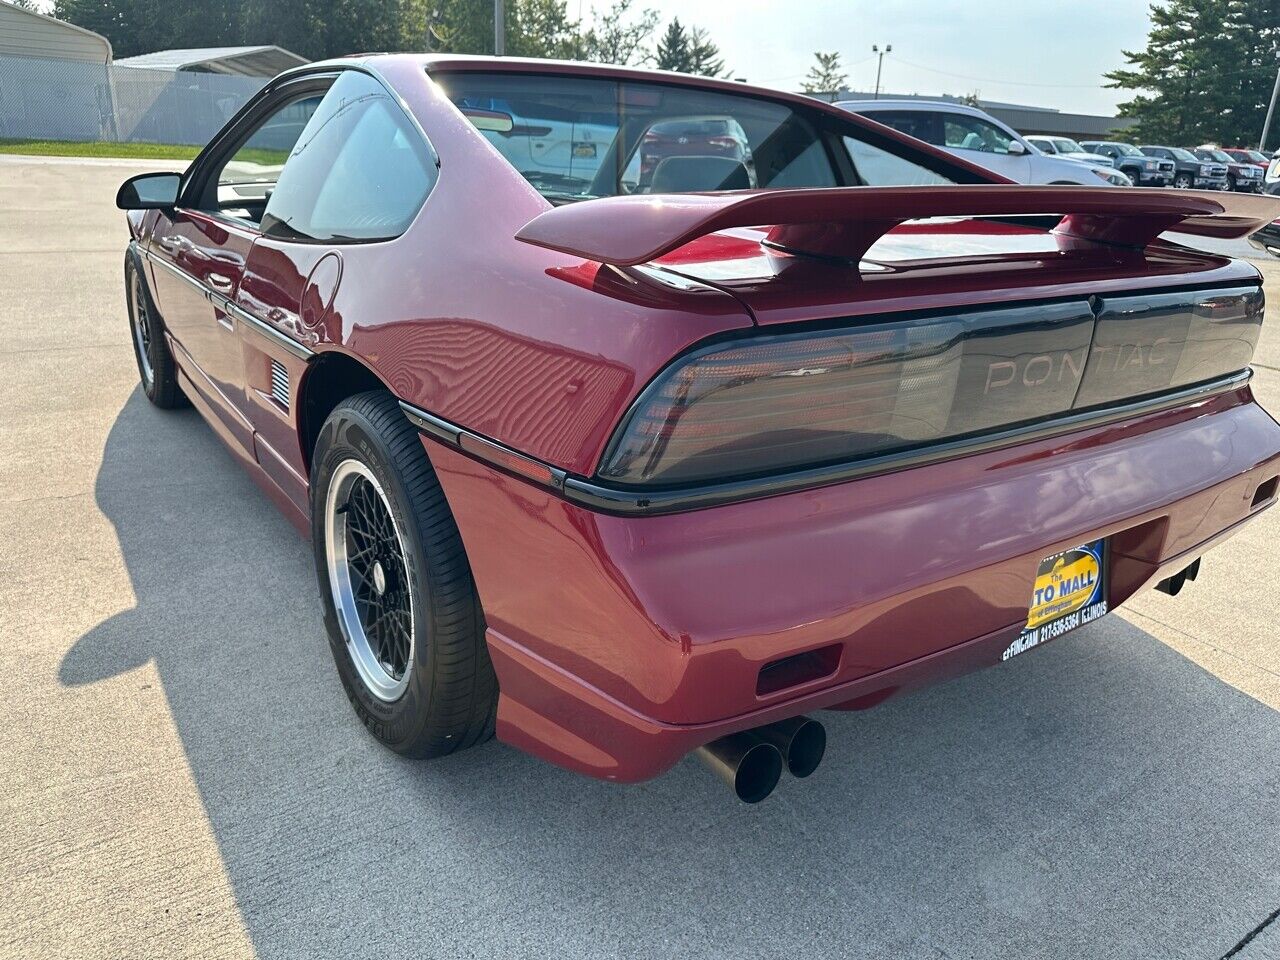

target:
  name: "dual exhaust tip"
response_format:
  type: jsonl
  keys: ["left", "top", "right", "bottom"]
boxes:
{"left": 695, "top": 716, "right": 826, "bottom": 804}
{"left": 1155, "top": 557, "right": 1200, "bottom": 597}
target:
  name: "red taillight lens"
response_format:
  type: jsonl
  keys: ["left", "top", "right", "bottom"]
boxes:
{"left": 598, "top": 320, "right": 970, "bottom": 486}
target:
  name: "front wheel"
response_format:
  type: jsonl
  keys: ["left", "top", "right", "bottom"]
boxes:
{"left": 311, "top": 391, "right": 497, "bottom": 758}
{"left": 1173, "top": 173, "right": 1193, "bottom": 189}
{"left": 1225, "top": 175, "right": 1236, "bottom": 192}
{"left": 125, "top": 249, "right": 185, "bottom": 408}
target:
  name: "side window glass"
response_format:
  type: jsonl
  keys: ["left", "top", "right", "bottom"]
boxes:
{"left": 943, "top": 116, "right": 1016, "bottom": 154}
{"left": 868, "top": 111, "right": 940, "bottom": 145}
{"left": 843, "top": 136, "right": 953, "bottom": 185}
{"left": 262, "top": 71, "right": 437, "bottom": 242}
{"left": 211, "top": 95, "right": 322, "bottom": 222}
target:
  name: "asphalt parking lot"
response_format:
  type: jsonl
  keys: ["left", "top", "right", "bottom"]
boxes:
{"left": 2, "top": 155, "right": 1279, "bottom": 960}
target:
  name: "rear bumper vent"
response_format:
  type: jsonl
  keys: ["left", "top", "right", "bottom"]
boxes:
{"left": 270, "top": 359, "right": 289, "bottom": 410}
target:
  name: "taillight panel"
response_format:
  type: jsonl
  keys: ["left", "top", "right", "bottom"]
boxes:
{"left": 597, "top": 286, "right": 1262, "bottom": 488}
{"left": 1077, "top": 287, "right": 1263, "bottom": 407}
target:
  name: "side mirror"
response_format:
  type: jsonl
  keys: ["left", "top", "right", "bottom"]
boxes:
{"left": 1006, "top": 140, "right": 1027, "bottom": 156}
{"left": 116, "top": 172, "right": 182, "bottom": 210}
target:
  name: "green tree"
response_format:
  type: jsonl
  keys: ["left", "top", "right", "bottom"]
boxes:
{"left": 578, "top": 0, "right": 658, "bottom": 65}
{"left": 54, "top": 0, "right": 168, "bottom": 58}
{"left": 801, "top": 51, "right": 847, "bottom": 93}
{"left": 427, "top": 0, "right": 578, "bottom": 57}
{"left": 653, "top": 17, "right": 689, "bottom": 70}
{"left": 652, "top": 16, "right": 724, "bottom": 75}
{"left": 1106, "top": 0, "right": 1280, "bottom": 146}
{"left": 684, "top": 24, "right": 724, "bottom": 76}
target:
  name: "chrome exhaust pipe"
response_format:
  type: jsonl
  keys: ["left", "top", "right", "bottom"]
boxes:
{"left": 695, "top": 732, "right": 783, "bottom": 803}
{"left": 753, "top": 716, "right": 827, "bottom": 778}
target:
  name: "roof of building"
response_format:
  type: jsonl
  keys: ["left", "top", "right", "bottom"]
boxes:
{"left": 0, "top": 2, "right": 112, "bottom": 63}
{"left": 114, "top": 45, "right": 308, "bottom": 77}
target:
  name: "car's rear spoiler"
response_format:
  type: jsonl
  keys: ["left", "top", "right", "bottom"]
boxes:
{"left": 515, "top": 185, "right": 1280, "bottom": 265}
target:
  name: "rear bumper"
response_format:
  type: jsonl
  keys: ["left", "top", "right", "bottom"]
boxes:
{"left": 426, "top": 385, "right": 1280, "bottom": 782}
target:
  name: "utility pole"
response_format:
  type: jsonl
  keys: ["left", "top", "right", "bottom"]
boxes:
{"left": 872, "top": 44, "right": 892, "bottom": 100}
{"left": 1260, "top": 59, "right": 1280, "bottom": 152}
{"left": 494, "top": 0, "right": 505, "bottom": 56}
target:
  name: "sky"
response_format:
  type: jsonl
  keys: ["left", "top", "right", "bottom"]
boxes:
{"left": 24, "top": 0, "right": 1155, "bottom": 116}
{"left": 607, "top": 0, "right": 1156, "bottom": 116}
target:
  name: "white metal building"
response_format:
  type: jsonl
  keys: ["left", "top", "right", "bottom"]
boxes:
{"left": 115, "top": 46, "right": 308, "bottom": 78}
{"left": 0, "top": 2, "right": 112, "bottom": 63}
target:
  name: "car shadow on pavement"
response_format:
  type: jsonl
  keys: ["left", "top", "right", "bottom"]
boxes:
{"left": 61, "top": 389, "right": 1280, "bottom": 960}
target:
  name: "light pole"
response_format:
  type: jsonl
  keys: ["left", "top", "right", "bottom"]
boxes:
{"left": 872, "top": 44, "right": 892, "bottom": 99}
{"left": 1260, "top": 59, "right": 1280, "bottom": 152}
{"left": 494, "top": 0, "right": 505, "bottom": 56}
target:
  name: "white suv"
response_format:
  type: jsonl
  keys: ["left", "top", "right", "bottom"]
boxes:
{"left": 835, "top": 100, "right": 1131, "bottom": 187}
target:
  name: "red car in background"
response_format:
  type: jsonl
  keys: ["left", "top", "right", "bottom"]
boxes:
{"left": 117, "top": 55, "right": 1280, "bottom": 803}
{"left": 1194, "top": 145, "right": 1264, "bottom": 192}
{"left": 635, "top": 116, "right": 753, "bottom": 189}
{"left": 1222, "top": 146, "right": 1271, "bottom": 173}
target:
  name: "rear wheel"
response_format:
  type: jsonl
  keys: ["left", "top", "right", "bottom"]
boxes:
{"left": 1174, "top": 173, "right": 1193, "bottom": 189}
{"left": 311, "top": 391, "right": 497, "bottom": 758}
{"left": 125, "top": 249, "right": 185, "bottom": 408}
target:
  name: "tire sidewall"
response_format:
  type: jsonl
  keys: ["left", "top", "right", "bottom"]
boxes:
{"left": 125, "top": 251, "right": 159, "bottom": 401}
{"left": 311, "top": 406, "right": 438, "bottom": 751}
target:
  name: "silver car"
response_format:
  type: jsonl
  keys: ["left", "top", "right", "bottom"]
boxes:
{"left": 835, "top": 100, "right": 1131, "bottom": 186}
{"left": 1024, "top": 135, "right": 1115, "bottom": 168}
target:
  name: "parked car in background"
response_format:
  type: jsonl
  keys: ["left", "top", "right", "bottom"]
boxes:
{"left": 837, "top": 100, "right": 1130, "bottom": 186}
{"left": 115, "top": 55, "right": 1280, "bottom": 804}
{"left": 1140, "top": 145, "right": 1227, "bottom": 190}
{"left": 1080, "top": 141, "right": 1172, "bottom": 186}
{"left": 1024, "top": 135, "right": 1114, "bottom": 167}
{"left": 634, "top": 117, "right": 753, "bottom": 189}
{"left": 1194, "top": 146, "right": 1262, "bottom": 192}
{"left": 1222, "top": 147, "right": 1270, "bottom": 173}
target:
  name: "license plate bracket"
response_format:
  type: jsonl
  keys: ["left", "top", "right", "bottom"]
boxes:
{"left": 1003, "top": 539, "right": 1108, "bottom": 662}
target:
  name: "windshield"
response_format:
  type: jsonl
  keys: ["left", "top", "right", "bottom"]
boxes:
{"left": 1113, "top": 143, "right": 1143, "bottom": 157}
{"left": 1052, "top": 138, "right": 1084, "bottom": 154}
{"left": 1167, "top": 147, "right": 1199, "bottom": 162}
{"left": 1247, "top": 150, "right": 1269, "bottom": 162}
{"left": 1199, "top": 148, "right": 1232, "bottom": 163}
{"left": 435, "top": 71, "right": 963, "bottom": 201}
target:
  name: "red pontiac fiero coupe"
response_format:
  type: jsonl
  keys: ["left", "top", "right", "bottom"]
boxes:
{"left": 118, "top": 55, "right": 1280, "bottom": 802}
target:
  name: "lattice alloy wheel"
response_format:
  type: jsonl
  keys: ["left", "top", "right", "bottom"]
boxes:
{"left": 311, "top": 391, "right": 498, "bottom": 758}
{"left": 324, "top": 459, "right": 416, "bottom": 702}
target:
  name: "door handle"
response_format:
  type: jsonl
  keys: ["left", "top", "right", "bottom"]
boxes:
{"left": 157, "top": 235, "right": 184, "bottom": 254}
{"left": 208, "top": 272, "right": 234, "bottom": 293}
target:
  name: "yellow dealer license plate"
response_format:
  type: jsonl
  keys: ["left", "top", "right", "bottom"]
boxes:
{"left": 1002, "top": 540, "right": 1107, "bottom": 662}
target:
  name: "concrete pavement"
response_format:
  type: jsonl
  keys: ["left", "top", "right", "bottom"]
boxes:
{"left": 1, "top": 155, "right": 1278, "bottom": 959}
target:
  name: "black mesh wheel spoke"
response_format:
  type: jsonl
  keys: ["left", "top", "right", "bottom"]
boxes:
{"left": 342, "top": 474, "right": 413, "bottom": 684}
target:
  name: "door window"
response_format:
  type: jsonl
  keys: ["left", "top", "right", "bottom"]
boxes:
{"left": 941, "top": 115, "right": 1017, "bottom": 154}
{"left": 211, "top": 95, "right": 323, "bottom": 223}
{"left": 261, "top": 70, "right": 438, "bottom": 242}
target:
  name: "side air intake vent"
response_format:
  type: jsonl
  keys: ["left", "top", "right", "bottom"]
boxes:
{"left": 270, "top": 359, "right": 289, "bottom": 410}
